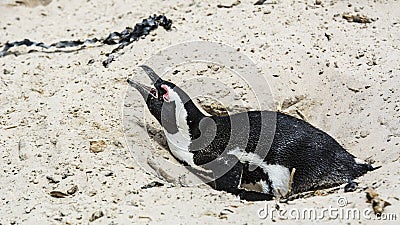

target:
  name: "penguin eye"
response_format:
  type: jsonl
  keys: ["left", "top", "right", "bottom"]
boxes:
{"left": 150, "top": 88, "right": 158, "bottom": 98}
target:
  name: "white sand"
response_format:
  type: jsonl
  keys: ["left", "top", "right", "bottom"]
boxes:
{"left": 0, "top": 0, "right": 399, "bottom": 224}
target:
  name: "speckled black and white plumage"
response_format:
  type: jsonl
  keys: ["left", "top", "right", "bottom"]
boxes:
{"left": 128, "top": 65, "right": 378, "bottom": 201}
{"left": 200, "top": 112, "right": 376, "bottom": 193}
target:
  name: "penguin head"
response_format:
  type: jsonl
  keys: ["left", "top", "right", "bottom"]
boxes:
{"left": 127, "top": 65, "right": 189, "bottom": 134}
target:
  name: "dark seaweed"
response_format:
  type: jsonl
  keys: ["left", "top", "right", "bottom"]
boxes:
{"left": 0, "top": 14, "right": 172, "bottom": 67}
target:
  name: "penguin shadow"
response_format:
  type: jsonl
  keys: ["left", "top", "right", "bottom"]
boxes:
{"left": 143, "top": 122, "right": 168, "bottom": 149}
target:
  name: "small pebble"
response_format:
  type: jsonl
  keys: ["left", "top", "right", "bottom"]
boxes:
{"left": 344, "top": 181, "right": 358, "bottom": 192}
{"left": 102, "top": 170, "right": 114, "bottom": 177}
{"left": 89, "top": 140, "right": 107, "bottom": 153}
{"left": 360, "top": 130, "right": 370, "bottom": 138}
{"left": 67, "top": 185, "right": 78, "bottom": 195}
{"left": 89, "top": 210, "right": 104, "bottom": 222}
{"left": 220, "top": 208, "right": 234, "bottom": 215}
{"left": 46, "top": 175, "right": 60, "bottom": 184}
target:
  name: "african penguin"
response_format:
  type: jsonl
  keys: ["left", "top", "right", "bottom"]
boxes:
{"left": 128, "top": 65, "right": 379, "bottom": 201}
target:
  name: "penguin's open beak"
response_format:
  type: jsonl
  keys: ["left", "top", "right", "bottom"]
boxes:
{"left": 127, "top": 79, "right": 150, "bottom": 98}
{"left": 127, "top": 78, "right": 160, "bottom": 101}
{"left": 139, "top": 65, "right": 162, "bottom": 84}
{"left": 127, "top": 65, "right": 163, "bottom": 99}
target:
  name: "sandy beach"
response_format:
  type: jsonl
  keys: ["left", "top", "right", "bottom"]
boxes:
{"left": 0, "top": 0, "right": 399, "bottom": 224}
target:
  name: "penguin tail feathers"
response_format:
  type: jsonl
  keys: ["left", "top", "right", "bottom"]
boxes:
{"left": 354, "top": 158, "right": 382, "bottom": 173}
{"left": 353, "top": 157, "right": 380, "bottom": 175}
{"left": 357, "top": 161, "right": 381, "bottom": 173}
{"left": 368, "top": 165, "right": 381, "bottom": 171}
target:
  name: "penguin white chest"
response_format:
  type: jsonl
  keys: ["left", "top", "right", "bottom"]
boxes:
{"left": 162, "top": 86, "right": 197, "bottom": 166}
{"left": 164, "top": 131, "right": 195, "bottom": 166}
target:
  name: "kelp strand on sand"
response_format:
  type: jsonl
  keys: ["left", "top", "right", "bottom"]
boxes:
{"left": 0, "top": 14, "right": 172, "bottom": 67}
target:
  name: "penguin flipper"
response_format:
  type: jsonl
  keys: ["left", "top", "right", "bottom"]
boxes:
{"left": 211, "top": 154, "right": 273, "bottom": 201}
{"left": 237, "top": 189, "right": 274, "bottom": 201}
